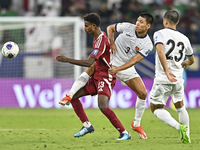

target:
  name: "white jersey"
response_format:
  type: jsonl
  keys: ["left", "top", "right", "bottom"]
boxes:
{"left": 153, "top": 28, "right": 194, "bottom": 84}
{"left": 112, "top": 22, "right": 153, "bottom": 66}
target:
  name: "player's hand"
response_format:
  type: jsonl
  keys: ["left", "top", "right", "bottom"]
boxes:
{"left": 108, "top": 66, "right": 117, "bottom": 75}
{"left": 165, "top": 70, "right": 177, "bottom": 82}
{"left": 110, "top": 43, "right": 116, "bottom": 54}
{"left": 54, "top": 54, "right": 68, "bottom": 62}
{"left": 181, "top": 61, "right": 188, "bottom": 69}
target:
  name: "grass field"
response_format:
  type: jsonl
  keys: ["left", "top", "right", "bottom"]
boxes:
{"left": 0, "top": 108, "right": 199, "bottom": 150}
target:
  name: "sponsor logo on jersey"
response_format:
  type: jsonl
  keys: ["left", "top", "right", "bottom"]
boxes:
{"left": 92, "top": 49, "right": 99, "bottom": 56}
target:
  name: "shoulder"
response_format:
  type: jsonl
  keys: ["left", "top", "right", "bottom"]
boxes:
{"left": 116, "top": 22, "right": 135, "bottom": 32}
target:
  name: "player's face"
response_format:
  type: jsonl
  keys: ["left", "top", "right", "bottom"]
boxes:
{"left": 84, "top": 21, "right": 95, "bottom": 35}
{"left": 135, "top": 16, "right": 150, "bottom": 33}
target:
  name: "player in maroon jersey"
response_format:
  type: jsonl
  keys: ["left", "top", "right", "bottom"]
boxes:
{"left": 55, "top": 13, "right": 131, "bottom": 140}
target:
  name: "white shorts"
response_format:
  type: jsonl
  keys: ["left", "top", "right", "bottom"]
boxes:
{"left": 113, "top": 63, "right": 140, "bottom": 85}
{"left": 150, "top": 82, "right": 184, "bottom": 105}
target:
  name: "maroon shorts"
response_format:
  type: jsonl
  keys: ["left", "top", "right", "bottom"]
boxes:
{"left": 83, "top": 77, "right": 116, "bottom": 99}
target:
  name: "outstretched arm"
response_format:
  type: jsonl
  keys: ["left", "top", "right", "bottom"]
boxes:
{"left": 54, "top": 55, "right": 96, "bottom": 67}
{"left": 108, "top": 53, "right": 144, "bottom": 74}
{"left": 156, "top": 43, "right": 177, "bottom": 82}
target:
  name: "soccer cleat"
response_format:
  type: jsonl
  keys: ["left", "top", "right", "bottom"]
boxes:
{"left": 116, "top": 132, "right": 131, "bottom": 140}
{"left": 59, "top": 94, "right": 71, "bottom": 106}
{"left": 179, "top": 124, "right": 191, "bottom": 144}
{"left": 131, "top": 122, "right": 147, "bottom": 139}
{"left": 74, "top": 125, "right": 95, "bottom": 137}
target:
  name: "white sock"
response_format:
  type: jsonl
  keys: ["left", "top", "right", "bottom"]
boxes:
{"left": 83, "top": 121, "right": 92, "bottom": 128}
{"left": 134, "top": 97, "right": 146, "bottom": 127}
{"left": 68, "top": 72, "right": 90, "bottom": 98}
{"left": 176, "top": 106, "right": 190, "bottom": 138}
{"left": 122, "top": 130, "right": 129, "bottom": 134}
{"left": 154, "top": 108, "right": 179, "bottom": 131}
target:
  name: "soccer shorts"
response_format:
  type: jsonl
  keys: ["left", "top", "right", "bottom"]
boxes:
{"left": 112, "top": 57, "right": 140, "bottom": 85}
{"left": 83, "top": 76, "right": 115, "bottom": 99}
{"left": 113, "top": 64, "right": 140, "bottom": 85}
{"left": 150, "top": 82, "right": 184, "bottom": 105}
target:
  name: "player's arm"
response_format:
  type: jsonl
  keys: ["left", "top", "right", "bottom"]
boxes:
{"left": 108, "top": 53, "right": 144, "bottom": 74}
{"left": 181, "top": 55, "right": 195, "bottom": 69}
{"left": 54, "top": 55, "right": 96, "bottom": 67}
{"left": 107, "top": 24, "right": 117, "bottom": 54}
{"left": 156, "top": 43, "right": 177, "bottom": 82}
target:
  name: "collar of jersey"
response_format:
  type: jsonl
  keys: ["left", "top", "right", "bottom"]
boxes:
{"left": 95, "top": 32, "right": 104, "bottom": 41}
{"left": 166, "top": 27, "right": 177, "bottom": 31}
{"left": 135, "top": 31, "right": 147, "bottom": 38}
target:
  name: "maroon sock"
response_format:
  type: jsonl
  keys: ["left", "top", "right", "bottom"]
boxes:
{"left": 102, "top": 107, "right": 125, "bottom": 133}
{"left": 71, "top": 98, "right": 88, "bottom": 123}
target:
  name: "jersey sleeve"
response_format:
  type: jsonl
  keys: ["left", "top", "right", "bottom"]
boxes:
{"left": 90, "top": 36, "right": 106, "bottom": 59}
{"left": 116, "top": 22, "right": 132, "bottom": 33}
{"left": 185, "top": 37, "right": 194, "bottom": 56}
{"left": 138, "top": 41, "right": 153, "bottom": 57}
{"left": 153, "top": 31, "right": 163, "bottom": 46}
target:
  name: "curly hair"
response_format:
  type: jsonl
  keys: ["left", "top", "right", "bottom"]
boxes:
{"left": 83, "top": 13, "right": 101, "bottom": 27}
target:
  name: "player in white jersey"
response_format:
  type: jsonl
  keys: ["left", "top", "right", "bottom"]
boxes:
{"left": 150, "top": 10, "right": 195, "bottom": 144}
{"left": 107, "top": 13, "right": 154, "bottom": 139}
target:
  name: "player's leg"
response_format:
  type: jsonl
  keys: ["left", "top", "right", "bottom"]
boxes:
{"left": 59, "top": 63, "right": 95, "bottom": 105}
{"left": 71, "top": 82, "right": 96, "bottom": 137}
{"left": 150, "top": 84, "right": 190, "bottom": 143}
{"left": 98, "top": 94, "right": 131, "bottom": 140}
{"left": 173, "top": 82, "right": 190, "bottom": 143}
{"left": 125, "top": 77, "right": 147, "bottom": 139}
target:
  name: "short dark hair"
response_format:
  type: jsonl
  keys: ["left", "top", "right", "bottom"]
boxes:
{"left": 83, "top": 13, "right": 101, "bottom": 27}
{"left": 164, "top": 10, "right": 179, "bottom": 25}
{"left": 140, "top": 13, "right": 154, "bottom": 25}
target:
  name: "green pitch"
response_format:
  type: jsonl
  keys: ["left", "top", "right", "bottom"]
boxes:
{"left": 0, "top": 108, "right": 199, "bottom": 150}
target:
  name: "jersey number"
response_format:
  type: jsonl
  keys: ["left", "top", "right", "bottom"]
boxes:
{"left": 166, "top": 39, "right": 184, "bottom": 62}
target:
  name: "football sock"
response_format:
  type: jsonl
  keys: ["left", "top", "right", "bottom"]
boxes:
{"left": 83, "top": 121, "right": 92, "bottom": 128}
{"left": 71, "top": 98, "right": 89, "bottom": 123}
{"left": 102, "top": 107, "right": 125, "bottom": 133}
{"left": 68, "top": 72, "right": 90, "bottom": 98}
{"left": 154, "top": 108, "right": 179, "bottom": 130}
{"left": 134, "top": 97, "right": 146, "bottom": 127}
{"left": 122, "top": 130, "right": 129, "bottom": 134}
{"left": 176, "top": 106, "right": 190, "bottom": 138}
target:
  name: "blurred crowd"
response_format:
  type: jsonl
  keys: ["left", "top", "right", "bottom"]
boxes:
{"left": 0, "top": 0, "right": 200, "bottom": 45}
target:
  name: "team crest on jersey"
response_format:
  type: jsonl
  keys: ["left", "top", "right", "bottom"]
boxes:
{"left": 135, "top": 46, "right": 140, "bottom": 50}
{"left": 92, "top": 49, "right": 99, "bottom": 56}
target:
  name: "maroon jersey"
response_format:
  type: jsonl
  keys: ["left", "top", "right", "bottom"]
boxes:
{"left": 90, "top": 32, "right": 116, "bottom": 81}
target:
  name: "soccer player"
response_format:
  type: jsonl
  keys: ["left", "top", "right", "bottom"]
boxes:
{"left": 55, "top": 13, "right": 131, "bottom": 140}
{"left": 107, "top": 13, "right": 154, "bottom": 139}
{"left": 150, "top": 10, "right": 195, "bottom": 143}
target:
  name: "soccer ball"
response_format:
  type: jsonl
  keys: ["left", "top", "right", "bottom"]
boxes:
{"left": 2, "top": 41, "right": 19, "bottom": 59}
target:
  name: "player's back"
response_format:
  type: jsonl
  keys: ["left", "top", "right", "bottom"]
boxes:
{"left": 153, "top": 28, "right": 193, "bottom": 84}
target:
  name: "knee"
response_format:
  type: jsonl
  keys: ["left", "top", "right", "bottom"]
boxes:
{"left": 138, "top": 90, "right": 147, "bottom": 100}
{"left": 98, "top": 105, "right": 107, "bottom": 112}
